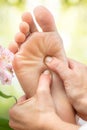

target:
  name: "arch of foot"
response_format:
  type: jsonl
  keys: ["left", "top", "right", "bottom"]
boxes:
{"left": 13, "top": 32, "right": 66, "bottom": 96}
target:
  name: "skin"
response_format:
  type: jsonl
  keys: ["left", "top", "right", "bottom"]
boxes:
{"left": 9, "top": 6, "right": 75, "bottom": 123}
{"left": 45, "top": 56, "right": 87, "bottom": 120}
{"left": 9, "top": 70, "right": 79, "bottom": 130}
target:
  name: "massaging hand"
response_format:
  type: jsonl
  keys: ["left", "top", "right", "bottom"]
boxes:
{"left": 9, "top": 70, "right": 62, "bottom": 130}
{"left": 9, "top": 70, "right": 79, "bottom": 130}
{"left": 45, "top": 57, "right": 87, "bottom": 120}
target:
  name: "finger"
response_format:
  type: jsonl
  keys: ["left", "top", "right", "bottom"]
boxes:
{"left": 36, "top": 70, "right": 52, "bottom": 101}
{"left": 45, "top": 56, "right": 71, "bottom": 80}
{"left": 9, "top": 120, "right": 18, "bottom": 130}
{"left": 9, "top": 119, "right": 22, "bottom": 130}
{"left": 68, "top": 58, "right": 84, "bottom": 70}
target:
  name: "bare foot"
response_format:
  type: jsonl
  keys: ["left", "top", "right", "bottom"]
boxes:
{"left": 9, "top": 6, "right": 75, "bottom": 123}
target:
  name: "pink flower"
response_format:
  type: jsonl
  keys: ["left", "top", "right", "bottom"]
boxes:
{"left": 0, "top": 45, "right": 14, "bottom": 85}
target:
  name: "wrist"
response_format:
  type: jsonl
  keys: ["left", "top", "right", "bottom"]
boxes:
{"left": 74, "top": 96, "right": 87, "bottom": 121}
{"left": 51, "top": 120, "right": 79, "bottom": 130}
{"left": 42, "top": 113, "right": 64, "bottom": 130}
{"left": 45, "top": 114, "right": 79, "bottom": 130}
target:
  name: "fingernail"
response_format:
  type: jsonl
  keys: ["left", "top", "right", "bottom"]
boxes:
{"left": 43, "top": 70, "right": 50, "bottom": 75}
{"left": 45, "top": 56, "right": 52, "bottom": 64}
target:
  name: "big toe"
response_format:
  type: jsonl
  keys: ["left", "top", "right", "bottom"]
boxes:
{"left": 34, "top": 6, "right": 57, "bottom": 32}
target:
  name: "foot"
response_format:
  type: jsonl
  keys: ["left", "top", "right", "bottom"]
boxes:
{"left": 9, "top": 6, "right": 75, "bottom": 123}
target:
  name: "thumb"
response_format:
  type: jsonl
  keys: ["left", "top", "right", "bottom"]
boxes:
{"left": 45, "top": 56, "right": 71, "bottom": 81}
{"left": 36, "top": 70, "right": 53, "bottom": 104}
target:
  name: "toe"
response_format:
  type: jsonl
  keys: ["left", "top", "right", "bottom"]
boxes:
{"left": 22, "top": 12, "right": 38, "bottom": 32}
{"left": 19, "top": 22, "right": 30, "bottom": 35}
{"left": 15, "top": 32, "right": 26, "bottom": 45}
{"left": 34, "top": 6, "right": 57, "bottom": 32}
{"left": 8, "top": 41, "right": 19, "bottom": 54}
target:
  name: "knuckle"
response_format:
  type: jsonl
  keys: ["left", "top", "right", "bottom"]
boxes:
{"left": 52, "top": 60, "right": 62, "bottom": 72}
{"left": 37, "top": 88, "right": 49, "bottom": 98}
{"left": 9, "top": 121, "right": 15, "bottom": 129}
{"left": 9, "top": 121, "right": 13, "bottom": 128}
{"left": 9, "top": 106, "right": 17, "bottom": 118}
{"left": 9, "top": 108, "right": 14, "bottom": 117}
{"left": 38, "top": 88, "right": 47, "bottom": 94}
{"left": 49, "top": 58, "right": 59, "bottom": 70}
{"left": 37, "top": 89, "right": 43, "bottom": 96}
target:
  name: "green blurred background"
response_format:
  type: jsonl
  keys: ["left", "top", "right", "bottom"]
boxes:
{"left": 0, "top": 0, "right": 87, "bottom": 129}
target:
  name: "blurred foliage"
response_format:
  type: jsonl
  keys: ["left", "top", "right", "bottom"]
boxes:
{"left": 0, "top": 0, "right": 26, "bottom": 9}
{"left": 0, "top": 118, "right": 12, "bottom": 130}
{"left": 0, "top": 0, "right": 26, "bottom": 47}
{"left": 0, "top": 91, "right": 17, "bottom": 102}
{"left": 61, "top": 0, "right": 87, "bottom": 6}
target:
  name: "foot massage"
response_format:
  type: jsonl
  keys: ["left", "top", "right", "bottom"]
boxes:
{"left": 0, "top": 5, "right": 87, "bottom": 130}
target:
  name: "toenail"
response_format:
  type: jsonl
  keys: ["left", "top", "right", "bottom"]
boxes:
{"left": 45, "top": 56, "right": 52, "bottom": 63}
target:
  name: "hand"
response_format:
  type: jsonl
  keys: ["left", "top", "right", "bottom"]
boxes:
{"left": 9, "top": 70, "right": 62, "bottom": 130}
{"left": 9, "top": 69, "right": 79, "bottom": 130}
{"left": 45, "top": 57, "right": 87, "bottom": 120}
